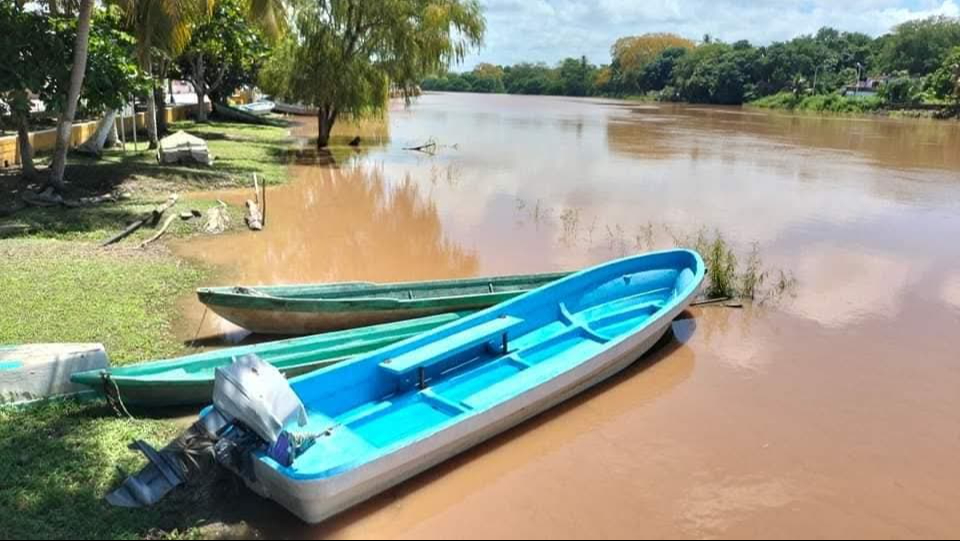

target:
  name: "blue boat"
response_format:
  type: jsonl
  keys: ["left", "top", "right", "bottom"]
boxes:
{"left": 207, "top": 250, "right": 705, "bottom": 522}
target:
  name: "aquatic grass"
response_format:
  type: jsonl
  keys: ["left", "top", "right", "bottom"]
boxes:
{"left": 671, "top": 228, "right": 794, "bottom": 302}
{"left": 0, "top": 240, "right": 208, "bottom": 364}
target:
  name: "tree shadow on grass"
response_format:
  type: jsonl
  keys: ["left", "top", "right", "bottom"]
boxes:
{"left": 0, "top": 400, "right": 251, "bottom": 540}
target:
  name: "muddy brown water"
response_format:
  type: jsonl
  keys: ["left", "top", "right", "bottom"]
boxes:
{"left": 172, "top": 93, "right": 960, "bottom": 538}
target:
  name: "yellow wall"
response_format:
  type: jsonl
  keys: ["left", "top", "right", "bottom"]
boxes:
{"left": 0, "top": 104, "right": 202, "bottom": 167}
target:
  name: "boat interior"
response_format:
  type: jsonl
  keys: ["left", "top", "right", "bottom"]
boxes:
{"left": 242, "top": 272, "right": 570, "bottom": 301}
{"left": 274, "top": 254, "right": 700, "bottom": 479}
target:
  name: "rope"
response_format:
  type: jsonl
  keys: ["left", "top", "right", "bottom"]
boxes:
{"left": 190, "top": 306, "right": 210, "bottom": 348}
{"left": 101, "top": 372, "right": 134, "bottom": 420}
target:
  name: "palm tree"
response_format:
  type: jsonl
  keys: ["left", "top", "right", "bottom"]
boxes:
{"left": 114, "top": 0, "right": 285, "bottom": 145}
{"left": 113, "top": 0, "right": 214, "bottom": 148}
{"left": 48, "top": 0, "right": 94, "bottom": 191}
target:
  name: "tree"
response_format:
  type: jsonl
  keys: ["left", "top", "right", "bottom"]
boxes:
{"left": 175, "top": 0, "right": 270, "bottom": 121}
{"left": 610, "top": 33, "right": 694, "bottom": 94}
{"left": 1, "top": 4, "right": 145, "bottom": 178}
{"left": 48, "top": 0, "right": 94, "bottom": 190}
{"left": 0, "top": 4, "right": 71, "bottom": 178}
{"left": 639, "top": 47, "right": 688, "bottom": 91}
{"left": 113, "top": 0, "right": 215, "bottom": 148}
{"left": 878, "top": 16, "right": 960, "bottom": 75}
{"left": 927, "top": 46, "right": 960, "bottom": 105}
{"left": 261, "top": 0, "right": 485, "bottom": 148}
{"left": 558, "top": 56, "right": 596, "bottom": 97}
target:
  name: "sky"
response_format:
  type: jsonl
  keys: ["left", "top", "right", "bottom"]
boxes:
{"left": 460, "top": 0, "right": 960, "bottom": 68}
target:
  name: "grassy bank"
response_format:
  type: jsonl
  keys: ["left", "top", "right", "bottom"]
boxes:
{"left": 0, "top": 240, "right": 207, "bottom": 363}
{"left": 0, "top": 119, "right": 289, "bottom": 244}
{"left": 0, "top": 240, "right": 229, "bottom": 539}
{"left": 747, "top": 91, "right": 958, "bottom": 118}
{"left": 0, "top": 118, "right": 302, "bottom": 539}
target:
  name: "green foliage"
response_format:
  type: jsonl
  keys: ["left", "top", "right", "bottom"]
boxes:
{"left": 262, "top": 0, "right": 484, "bottom": 145}
{"left": 878, "top": 73, "right": 922, "bottom": 104}
{"left": 558, "top": 56, "right": 595, "bottom": 97}
{"left": 0, "top": 4, "right": 144, "bottom": 117}
{"left": 174, "top": 0, "right": 270, "bottom": 103}
{"left": 878, "top": 16, "right": 960, "bottom": 75}
{"left": 926, "top": 46, "right": 960, "bottom": 103}
{"left": 423, "top": 57, "right": 602, "bottom": 97}
{"left": 751, "top": 91, "right": 884, "bottom": 114}
{"left": 672, "top": 43, "right": 761, "bottom": 104}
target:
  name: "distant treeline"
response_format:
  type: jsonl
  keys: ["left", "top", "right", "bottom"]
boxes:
{"left": 422, "top": 16, "right": 960, "bottom": 108}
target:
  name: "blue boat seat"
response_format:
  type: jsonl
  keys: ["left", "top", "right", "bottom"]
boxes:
{"left": 379, "top": 315, "right": 524, "bottom": 376}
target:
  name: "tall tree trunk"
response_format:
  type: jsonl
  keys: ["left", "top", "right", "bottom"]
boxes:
{"left": 197, "top": 80, "right": 208, "bottom": 122}
{"left": 317, "top": 106, "right": 337, "bottom": 148}
{"left": 16, "top": 113, "right": 36, "bottom": 179}
{"left": 48, "top": 0, "right": 94, "bottom": 191}
{"left": 192, "top": 56, "right": 209, "bottom": 122}
{"left": 145, "top": 58, "right": 159, "bottom": 149}
{"left": 154, "top": 86, "right": 168, "bottom": 137}
{"left": 78, "top": 109, "right": 118, "bottom": 156}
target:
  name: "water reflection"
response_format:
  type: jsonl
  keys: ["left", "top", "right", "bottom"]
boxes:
{"left": 169, "top": 93, "right": 960, "bottom": 537}
{"left": 173, "top": 165, "right": 478, "bottom": 343}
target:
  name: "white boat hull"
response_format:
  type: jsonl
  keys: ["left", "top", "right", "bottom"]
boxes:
{"left": 241, "top": 293, "right": 693, "bottom": 523}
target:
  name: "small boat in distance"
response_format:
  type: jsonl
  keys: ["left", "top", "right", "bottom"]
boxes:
{"left": 273, "top": 101, "right": 319, "bottom": 116}
{"left": 197, "top": 271, "right": 571, "bottom": 335}
{"left": 208, "top": 250, "right": 704, "bottom": 523}
{"left": 238, "top": 100, "right": 276, "bottom": 116}
{"left": 70, "top": 313, "right": 467, "bottom": 407}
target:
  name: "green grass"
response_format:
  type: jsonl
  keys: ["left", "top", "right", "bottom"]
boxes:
{"left": 0, "top": 399, "right": 223, "bottom": 540}
{"left": 0, "top": 240, "right": 245, "bottom": 540}
{"left": 3, "top": 197, "right": 245, "bottom": 243}
{"left": 0, "top": 119, "right": 285, "bottom": 243}
{"left": 0, "top": 240, "right": 207, "bottom": 364}
{"left": 749, "top": 91, "right": 885, "bottom": 115}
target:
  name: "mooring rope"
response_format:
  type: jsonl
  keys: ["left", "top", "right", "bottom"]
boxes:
{"left": 190, "top": 306, "right": 210, "bottom": 348}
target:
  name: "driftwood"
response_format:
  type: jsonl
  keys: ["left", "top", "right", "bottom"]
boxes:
{"left": 101, "top": 194, "right": 179, "bottom": 247}
{"left": 244, "top": 174, "right": 264, "bottom": 231}
{"left": 245, "top": 200, "right": 263, "bottom": 230}
{"left": 203, "top": 200, "right": 230, "bottom": 234}
{"left": 403, "top": 141, "right": 437, "bottom": 154}
{"left": 139, "top": 213, "right": 178, "bottom": 249}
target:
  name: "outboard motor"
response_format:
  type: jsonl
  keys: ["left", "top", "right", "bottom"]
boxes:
{"left": 106, "top": 354, "right": 308, "bottom": 507}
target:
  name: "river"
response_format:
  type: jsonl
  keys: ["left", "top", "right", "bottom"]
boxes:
{"left": 172, "top": 92, "right": 960, "bottom": 538}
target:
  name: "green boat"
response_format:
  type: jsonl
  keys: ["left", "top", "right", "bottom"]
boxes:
{"left": 69, "top": 313, "right": 466, "bottom": 407}
{"left": 196, "top": 271, "right": 570, "bottom": 335}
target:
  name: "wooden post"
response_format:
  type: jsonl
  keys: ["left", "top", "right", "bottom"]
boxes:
{"left": 130, "top": 100, "right": 138, "bottom": 152}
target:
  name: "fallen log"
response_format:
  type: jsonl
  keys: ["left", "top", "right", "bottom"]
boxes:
{"left": 101, "top": 194, "right": 179, "bottom": 247}
{"left": 139, "top": 213, "right": 179, "bottom": 249}
{"left": 245, "top": 200, "right": 263, "bottom": 231}
{"left": 203, "top": 200, "right": 230, "bottom": 234}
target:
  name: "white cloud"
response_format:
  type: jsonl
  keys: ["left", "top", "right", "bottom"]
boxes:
{"left": 461, "top": 0, "right": 960, "bottom": 68}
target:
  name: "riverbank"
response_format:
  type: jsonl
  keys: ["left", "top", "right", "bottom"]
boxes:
{"left": 0, "top": 113, "right": 393, "bottom": 540}
{"left": 0, "top": 118, "right": 296, "bottom": 540}
{"left": 748, "top": 91, "right": 958, "bottom": 119}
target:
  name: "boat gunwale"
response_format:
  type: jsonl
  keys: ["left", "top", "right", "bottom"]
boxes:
{"left": 264, "top": 249, "right": 705, "bottom": 481}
